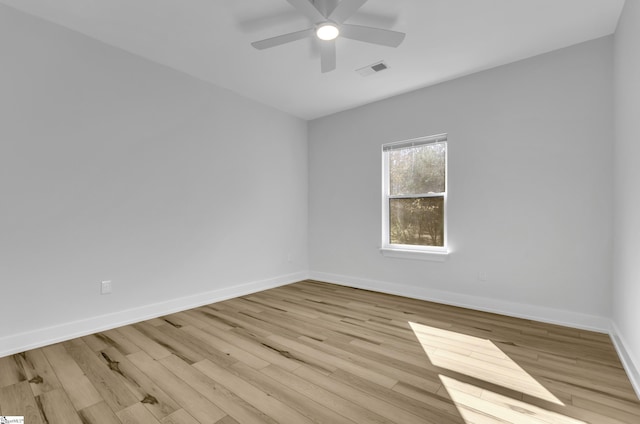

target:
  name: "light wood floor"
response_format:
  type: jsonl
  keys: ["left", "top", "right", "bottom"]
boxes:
{"left": 1, "top": 280, "right": 639, "bottom": 424}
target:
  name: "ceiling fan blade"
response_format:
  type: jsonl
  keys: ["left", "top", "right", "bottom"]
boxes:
{"left": 251, "top": 28, "right": 314, "bottom": 50}
{"left": 320, "top": 40, "right": 336, "bottom": 73}
{"left": 329, "top": 0, "right": 368, "bottom": 24}
{"left": 286, "top": 0, "right": 326, "bottom": 21}
{"left": 340, "top": 23, "right": 405, "bottom": 47}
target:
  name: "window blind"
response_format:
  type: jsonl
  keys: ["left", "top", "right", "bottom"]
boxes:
{"left": 382, "top": 133, "right": 447, "bottom": 152}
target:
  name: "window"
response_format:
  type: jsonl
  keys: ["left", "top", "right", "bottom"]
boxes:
{"left": 382, "top": 134, "right": 448, "bottom": 259}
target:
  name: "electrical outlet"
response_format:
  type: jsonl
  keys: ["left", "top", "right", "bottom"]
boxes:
{"left": 478, "top": 272, "right": 488, "bottom": 282}
{"left": 101, "top": 280, "right": 112, "bottom": 295}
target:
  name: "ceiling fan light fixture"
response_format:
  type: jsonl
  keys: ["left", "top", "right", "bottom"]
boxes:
{"left": 251, "top": 0, "right": 406, "bottom": 73}
{"left": 316, "top": 23, "right": 340, "bottom": 41}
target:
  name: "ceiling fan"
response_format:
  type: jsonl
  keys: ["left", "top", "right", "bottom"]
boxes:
{"left": 251, "top": 0, "right": 406, "bottom": 73}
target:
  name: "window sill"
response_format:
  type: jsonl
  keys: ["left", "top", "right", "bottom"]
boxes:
{"left": 380, "top": 247, "right": 449, "bottom": 262}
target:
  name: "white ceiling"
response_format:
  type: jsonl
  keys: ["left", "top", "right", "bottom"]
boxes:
{"left": 0, "top": 0, "right": 625, "bottom": 120}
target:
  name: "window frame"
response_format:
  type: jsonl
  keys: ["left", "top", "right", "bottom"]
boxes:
{"left": 381, "top": 134, "right": 449, "bottom": 261}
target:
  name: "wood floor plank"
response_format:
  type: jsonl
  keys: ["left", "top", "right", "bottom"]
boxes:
{"left": 160, "top": 409, "right": 200, "bottom": 424}
{"left": 117, "top": 402, "right": 162, "bottom": 424}
{"left": 79, "top": 401, "right": 123, "bottom": 424}
{"left": 199, "top": 325, "right": 302, "bottom": 373}
{"left": 293, "top": 364, "right": 430, "bottom": 424}
{"left": 117, "top": 325, "right": 172, "bottom": 360}
{"left": 181, "top": 325, "right": 270, "bottom": 370}
{"left": 223, "top": 326, "right": 336, "bottom": 375}
{"left": 229, "top": 360, "right": 358, "bottom": 424}
{"left": 297, "top": 334, "right": 441, "bottom": 393}
{"left": 0, "top": 356, "right": 26, "bottom": 388}
{"left": 331, "top": 368, "right": 463, "bottom": 424}
{"left": 152, "top": 323, "right": 238, "bottom": 368}
{"left": 260, "top": 363, "right": 393, "bottom": 424}
{"left": 183, "top": 309, "right": 236, "bottom": 332}
{"left": 215, "top": 416, "right": 241, "bottom": 424}
{"left": 243, "top": 292, "right": 324, "bottom": 319}
{"left": 127, "top": 351, "right": 227, "bottom": 424}
{"left": 571, "top": 395, "right": 640, "bottom": 424}
{"left": 0, "top": 381, "right": 44, "bottom": 424}
{"left": 257, "top": 291, "right": 423, "bottom": 347}
{"left": 41, "top": 343, "right": 103, "bottom": 410}
{"left": 133, "top": 322, "right": 205, "bottom": 365}
{"left": 162, "top": 311, "right": 212, "bottom": 330}
{"left": 63, "top": 338, "right": 139, "bottom": 413}
{"left": 13, "top": 349, "right": 62, "bottom": 396}
{"left": 99, "top": 346, "right": 180, "bottom": 420}
{"left": 223, "top": 297, "right": 269, "bottom": 314}
{"left": 394, "top": 380, "right": 462, "bottom": 415}
{"left": 94, "top": 329, "right": 142, "bottom": 356}
{"left": 443, "top": 375, "right": 584, "bottom": 424}
{"left": 159, "top": 354, "right": 278, "bottom": 424}
{"left": 2, "top": 280, "right": 639, "bottom": 424}
{"left": 243, "top": 296, "right": 394, "bottom": 346}
{"left": 147, "top": 318, "right": 167, "bottom": 327}
{"left": 204, "top": 307, "right": 301, "bottom": 340}
{"left": 348, "top": 337, "right": 432, "bottom": 370}
{"left": 194, "top": 358, "right": 317, "bottom": 424}
{"left": 82, "top": 333, "right": 110, "bottom": 352}
{"left": 238, "top": 304, "right": 334, "bottom": 340}
{"left": 269, "top": 334, "right": 399, "bottom": 388}
{"left": 37, "top": 388, "right": 84, "bottom": 424}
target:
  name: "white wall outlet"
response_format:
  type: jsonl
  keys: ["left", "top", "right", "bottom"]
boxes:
{"left": 287, "top": 253, "right": 293, "bottom": 263}
{"left": 101, "top": 280, "right": 112, "bottom": 295}
{"left": 478, "top": 272, "right": 488, "bottom": 282}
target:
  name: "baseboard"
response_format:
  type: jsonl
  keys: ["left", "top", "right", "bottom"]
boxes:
{"left": 0, "top": 271, "right": 308, "bottom": 358}
{"left": 610, "top": 322, "right": 640, "bottom": 399}
{"left": 4, "top": 269, "right": 636, "bottom": 398}
{"left": 309, "top": 271, "right": 611, "bottom": 333}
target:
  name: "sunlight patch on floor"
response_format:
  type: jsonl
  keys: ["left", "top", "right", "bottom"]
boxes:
{"left": 408, "top": 321, "right": 563, "bottom": 405}
{"left": 440, "top": 375, "right": 586, "bottom": 424}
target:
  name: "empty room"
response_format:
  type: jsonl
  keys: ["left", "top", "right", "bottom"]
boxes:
{"left": 1, "top": 0, "right": 639, "bottom": 423}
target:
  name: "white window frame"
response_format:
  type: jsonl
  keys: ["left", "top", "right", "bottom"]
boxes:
{"left": 381, "top": 134, "right": 449, "bottom": 261}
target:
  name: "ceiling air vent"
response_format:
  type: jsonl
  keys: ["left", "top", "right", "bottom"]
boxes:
{"left": 356, "top": 61, "right": 389, "bottom": 77}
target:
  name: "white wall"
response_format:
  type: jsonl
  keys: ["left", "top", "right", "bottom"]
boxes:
{"left": 612, "top": 0, "right": 640, "bottom": 395}
{"left": 0, "top": 1, "right": 628, "bottom": 375}
{"left": 0, "top": 5, "right": 308, "bottom": 355}
{"left": 309, "top": 37, "right": 614, "bottom": 330}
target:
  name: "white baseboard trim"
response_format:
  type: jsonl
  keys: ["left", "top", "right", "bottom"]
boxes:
{"left": 610, "top": 322, "right": 640, "bottom": 399}
{"left": 309, "top": 271, "right": 611, "bottom": 333}
{"left": 0, "top": 271, "right": 308, "bottom": 358}
{"left": 4, "top": 268, "right": 638, "bottom": 400}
